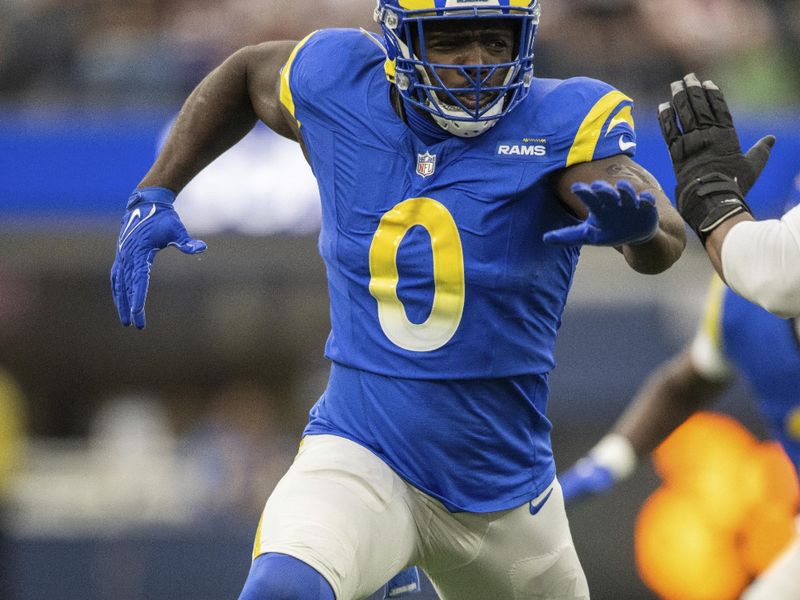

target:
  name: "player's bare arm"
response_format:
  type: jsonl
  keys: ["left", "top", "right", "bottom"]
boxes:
{"left": 139, "top": 40, "right": 299, "bottom": 193}
{"left": 111, "top": 41, "right": 299, "bottom": 329}
{"left": 611, "top": 348, "right": 729, "bottom": 456}
{"left": 702, "top": 211, "right": 752, "bottom": 275}
{"left": 559, "top": 344, "right": 731, "bottom": 503}
{"left": 555, "top": 155, "right": 687, "bottom": 274}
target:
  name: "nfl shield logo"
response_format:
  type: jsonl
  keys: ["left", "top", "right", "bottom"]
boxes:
{"left": 416, "top": 151, "right": 436, "bottom": 178}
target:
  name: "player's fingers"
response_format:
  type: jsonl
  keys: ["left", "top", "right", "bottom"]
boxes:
{"left": 589, "top": 180, "right": 621, "bottom": 207}
{"left": 543, "top": 223, "right": 590, "bottom": 247}
{"left": 744, "top": 135, "right": 776, "bottom": 181}
{"left": 570, "top": 182, "right": 606, "bottom": 212}
{"left": 638, "top": 191, "right": 657, "bottom": 207}
{"left": 130, "top": 249, "right": 155, "bottom": 330}
{"left": 683, "top": 73, "right": 715, "bottom": 127}
{"left": 658, "top": 102, "right": 680, "bottom": 148}
{"left": 110, "top": 259, "right": 131, "bottom": 326}
{"left": 132, "top": 309, "right": 146, "bottom": 330}
{"left": 615, "top": 180, "right": 638, "bottom": 208}
{"left": 122, "top": 254, "right": 137, "bottom": 324}
{"left": 702, "top": 80, "right": 734, "bottom": 128}
{"left": 670, "top": 78, "right": 697, "bottom": 133}
{"left": 170, "top": 232, "right": 207, "bottom": 255}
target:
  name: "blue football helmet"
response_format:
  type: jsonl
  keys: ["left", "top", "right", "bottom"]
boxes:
{"left": 374, "top": 0, "right": 540, "bottom": 137}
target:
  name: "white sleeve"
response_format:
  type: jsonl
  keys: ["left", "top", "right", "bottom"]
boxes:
{"left": 721, "top": 205, "right": 800, "bottom": 318}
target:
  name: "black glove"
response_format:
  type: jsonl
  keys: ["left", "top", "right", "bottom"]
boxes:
{"left": 658, "top": 73, "right": 775, "bottom": 243}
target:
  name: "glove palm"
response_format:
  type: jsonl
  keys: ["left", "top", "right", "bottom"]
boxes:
{"left": 659, "top": 74, "right": 774, "bottom": 241}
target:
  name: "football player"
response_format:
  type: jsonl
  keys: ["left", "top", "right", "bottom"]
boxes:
{"left": 110, "top": 1, "right": 689, "bottom": 598}
{"left": 658, "top": 73, "right": 799, "bottom": 318}
{"left": 559, "top": 263, "right": 800, "bottom": 598}
{"left": 560, "top": 76, "right": 799, "bottom": 600}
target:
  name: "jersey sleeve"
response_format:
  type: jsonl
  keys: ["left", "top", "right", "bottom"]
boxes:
{"left": 279, "top": 29, "right": 382, "bottom": 131}
{"left": 541, "top": 77, "right": 637, "bottom": 169}
{"left": 688, "top": 274, "right": 735, "bottom": 381}
{"left": 278, "top": 31, "right": 321, "bottom": 129}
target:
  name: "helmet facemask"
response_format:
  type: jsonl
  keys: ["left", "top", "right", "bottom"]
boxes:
{"left": 375, "top": 1, "right": 540, "bottom": 138}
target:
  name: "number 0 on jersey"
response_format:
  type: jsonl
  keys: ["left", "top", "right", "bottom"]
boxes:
{"left": 369, "top": 197, "right": 465, "bottom": 352}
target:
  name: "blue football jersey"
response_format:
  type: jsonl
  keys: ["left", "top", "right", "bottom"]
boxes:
{"left": 280, "top": 29, "right": 637, "bottom": 511}
{"left": 696, "top": 276, "right": 800, "bottom": 474}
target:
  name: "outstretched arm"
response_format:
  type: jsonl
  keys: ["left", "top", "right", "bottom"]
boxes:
{"left": 550, "top": 154, "right": 687, "bottom": 274}
{"left": 560, "top": 346, "right": 731, "bottom": 502}
{"left": 111, "top": 41, "right": 299, "bottom": 329}
{"left": 140, "top": 40, "right": 299, "bottom": 193}
{"left": 611, "top": 349, "right": 728, "bottom": 456}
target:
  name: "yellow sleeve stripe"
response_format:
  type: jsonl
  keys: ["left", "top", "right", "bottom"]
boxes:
{"left": 700, "top": 273, "right": 727, "bottom": 348}
{"left": 566, "top": 90, "right": 633, "bottom": 167}
{"left": 605, "top": 104, "right": 634, "bottom": 135}
{"left": 279, "top": 32, "right": 317, "bottom": 127}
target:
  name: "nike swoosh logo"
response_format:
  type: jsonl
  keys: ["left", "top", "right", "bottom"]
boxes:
{"left": 529, "top": 487, "right": 554, "bottom": 515}
{"left": 720, "top": 198, "right": 742, "bottom": 205}
{"left": 118, "top": 204, "right": 157, "bottom": 250}
{"left": 618, "top": 137, "right": 637, "bottom": 152}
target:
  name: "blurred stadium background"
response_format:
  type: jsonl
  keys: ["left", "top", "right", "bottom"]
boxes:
{"left": 1, "top": 0, "right": 800, "bottom": 598}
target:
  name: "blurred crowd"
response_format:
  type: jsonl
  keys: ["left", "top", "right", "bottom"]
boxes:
{"left": 2, "top": 0, "right": 800, "bottom": 109}
{"left": 2, "top": 370, "right": 300, "bottom": 529}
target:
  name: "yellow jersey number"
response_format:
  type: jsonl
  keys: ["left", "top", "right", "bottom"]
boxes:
{"left": 369, "top": 197, "right": 465, "bottom": 352}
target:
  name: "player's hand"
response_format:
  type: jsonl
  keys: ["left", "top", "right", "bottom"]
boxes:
{"left": 110, "top": 186, "right": 206, "bottom": 329}
{"left": 543, "top": 180, "right": 658, "bottom": 247}
{"left": 384, "top": 566, "right": 421, "bottom": 598}
{"left": 559, "top": 457, "right": 616, "bottom": 504}
{"left": 659, "top": 73, "right": 775, "bottom": 242}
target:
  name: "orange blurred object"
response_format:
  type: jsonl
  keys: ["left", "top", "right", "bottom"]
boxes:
{"left": 653, "top": 412, "right": 760, "bottom": 531}
{"left": 635, "top": 487, "right": 749, "bottom": 600}
{"left": 741, "top": 442, "right": 800, "bottom": 512}
{"left": 653, "top": 412, "right": 758, "bottom": 483}
{"left": 738, "top": 502, "right": 797, "bottom": 576}
{"left": 636, "top": 412, "right": 800, "bottom": 599}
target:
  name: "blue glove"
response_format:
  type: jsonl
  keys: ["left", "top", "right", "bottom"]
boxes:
{"left": 544, "top": 180, "right": 658, "bottom": 247}
{"left": 559, "top": 457, "right": 616, "bottom": 504}
{"left": 110, "top": 186, "right": 206, "bottom": 329}
{"left": 384, "top": 567, "right": 421, "bottom": 598}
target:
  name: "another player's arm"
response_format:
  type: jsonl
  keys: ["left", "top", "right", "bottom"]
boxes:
{"left": 611, "top": 347, "right": 730, "bottom": 457}
{"left": 705, "top": 207, "right": 800, "bottom": 318}
{"left": 701, "top": 212, "right": 753, "bottom": 277}
{"left": 556, "top": 155, "right": 687, "bottom": 274}
{"left": 139, "top": 40, "right": 299, "bottom": 193}
{"left": 559, "top": 346, "right": 731, "bottom": 502}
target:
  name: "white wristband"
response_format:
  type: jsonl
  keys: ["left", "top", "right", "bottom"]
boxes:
{"left": 588, "top": 433, "right": 637, "bottom": 481}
